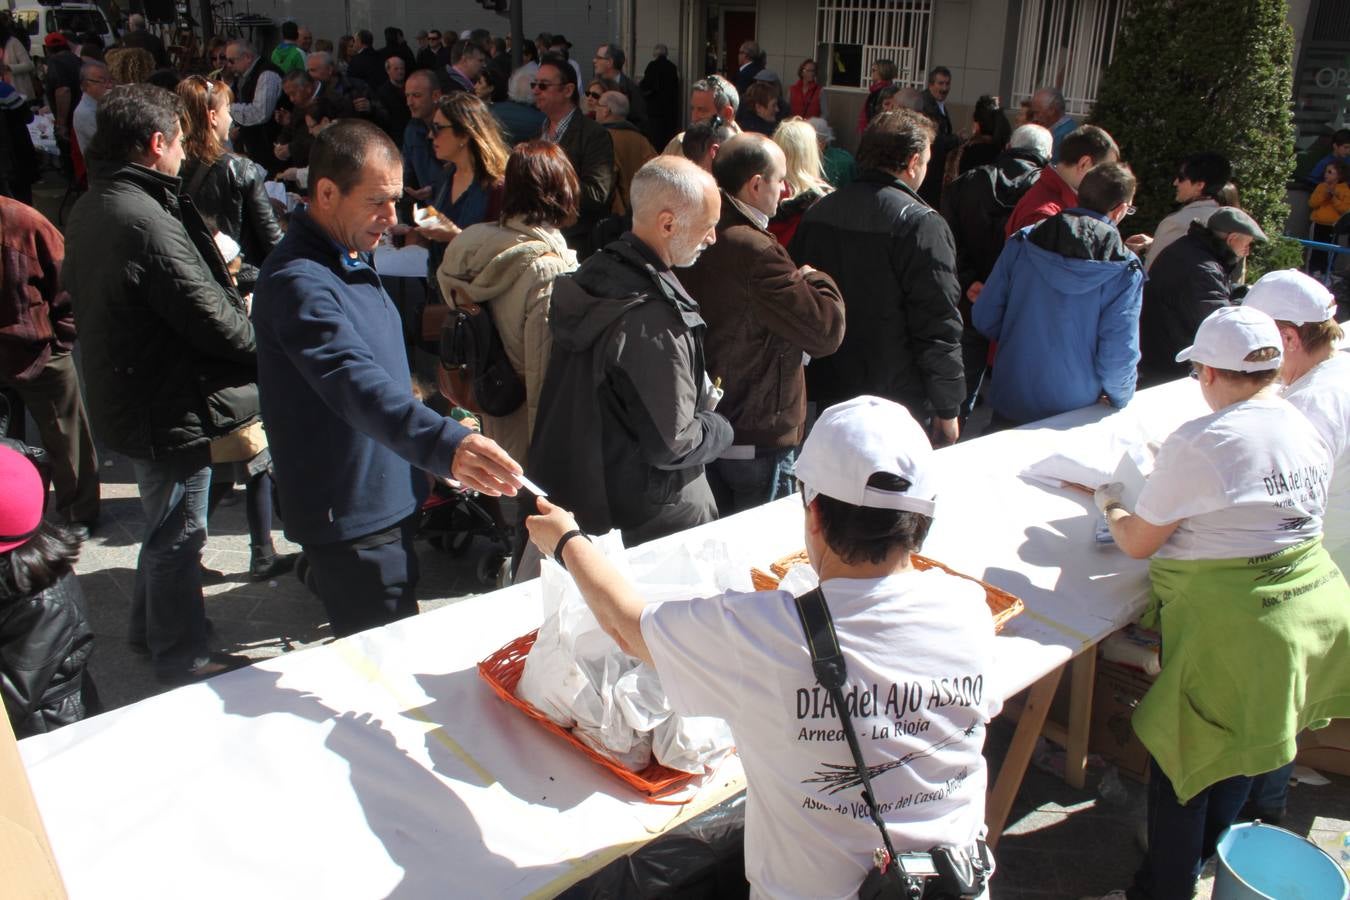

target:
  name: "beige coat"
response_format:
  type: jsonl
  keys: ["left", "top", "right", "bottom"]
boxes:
{"left": 437, "top": 217, "right": 577, "bottom": 467}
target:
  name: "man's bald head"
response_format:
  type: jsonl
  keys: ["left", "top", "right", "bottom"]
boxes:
{"left": 629, "top": 156, "right": 721, "bottom": 267}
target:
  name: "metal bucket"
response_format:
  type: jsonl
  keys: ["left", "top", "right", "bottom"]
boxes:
{"left": 1214, "top": 821, "right": 1349, "bottom": 900}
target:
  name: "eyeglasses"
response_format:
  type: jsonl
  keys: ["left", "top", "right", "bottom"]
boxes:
{"left": 428, "top": 121, "right": 454, "bottom": 135}
{"left": 585, "top": 90, "right": 602, "bottom": 100}
{"left": 1188, "top": 365, "right": 1202, "bottom": 380}
{"left": 1124, "top": 205, "right": 1137, "bottom": 216}
{"left": 530, "top": 80, "right": 559, "bottom": 91}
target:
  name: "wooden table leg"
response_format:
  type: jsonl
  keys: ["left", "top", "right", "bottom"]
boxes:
{"left": 985, "top": 664, "right": 1065, "bottom": 848}
{"left": 1062, "top": 651, "right": 1097, "bottom": 790}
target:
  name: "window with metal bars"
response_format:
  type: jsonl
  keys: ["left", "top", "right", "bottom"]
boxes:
{"left": 1010, "top": 0, "right": 1130, "bottom": 118}
{"left": 814, "top": 0, "right": 933, "bottom": 90}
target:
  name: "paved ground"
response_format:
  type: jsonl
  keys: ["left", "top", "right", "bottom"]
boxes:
{"left": 20, "top": 172, "right": 1350, "bottom": 898}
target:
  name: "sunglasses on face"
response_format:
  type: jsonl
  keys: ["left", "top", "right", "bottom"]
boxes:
{"left": 531, "top": 80, "right": 558, "bottom": 91}
{"left": 428, "top": 121, "right": 454, "bottom": 135}
{"left": 585, "top": 90, "right": 602, "bottom": 100}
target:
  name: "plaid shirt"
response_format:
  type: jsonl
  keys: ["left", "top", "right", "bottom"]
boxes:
{"left": 543, "top": 107, "right": 578, "bottom": 143}
{"left": 0, "top": 197, "right": 73, "bottom": 382}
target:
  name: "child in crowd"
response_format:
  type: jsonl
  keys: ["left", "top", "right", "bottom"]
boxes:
{"left": 0, "top": 445, "right": 100, "bottom": 739}
{"left": 1309, "top": 159, "right": 1350, "bottom": 274}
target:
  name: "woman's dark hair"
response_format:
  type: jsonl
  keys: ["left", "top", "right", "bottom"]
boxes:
{"left": 89, "top": 83, "right": 184, "bottom": 164}
{"left": 1177, "top": 152, "right": 1232, "bottom": 198}
{"left": 742, "top": 80, "right": 778, "bottom": 114}
{"left": 811, "top": 473, "right": 932, "bottom": 565}
{"left": 973, "top": 95, "right": 1011, "bottom": 147}
{"left": 0, "top": 520, "right": 82, "bottom": 599}
{"left": 434, "top": 92, "right": 510, "bottom": 185}
{"left": 857, "top": 108, "right": 934, "bottom": 173}
{"left": 499, "top": 140, "right": 579, "bottom": 227}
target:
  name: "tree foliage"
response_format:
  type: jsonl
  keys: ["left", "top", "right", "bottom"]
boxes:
{"left": 1090, "top": 0, "right": 1295, "bottom": 275}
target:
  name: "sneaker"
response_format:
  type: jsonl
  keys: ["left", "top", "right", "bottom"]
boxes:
{"left": 249, "top": 550, "right": 298, "bottom": 581}
{"left": 154, "top": 651, "right": 252, "bottom": 686}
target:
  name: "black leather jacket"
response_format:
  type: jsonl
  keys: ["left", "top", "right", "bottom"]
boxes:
{"left": 1, "top": 568, "right": 99, "bottom": 739}
{"left": 181, "top": 152, "right": 283, "bottom": 267}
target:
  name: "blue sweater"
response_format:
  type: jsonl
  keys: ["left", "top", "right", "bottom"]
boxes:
{"left": 253, "top": 210, "right": 468, "bottom": 545}
{"left": 973, "top": 211, "right": 1144, "bottom": 425}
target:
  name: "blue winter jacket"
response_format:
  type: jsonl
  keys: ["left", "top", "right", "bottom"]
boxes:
{"left": 253, "top": 210, "right": 469, "bottom": 546}
{"left": 973, "top": 209, "right": 1144, "bottom": 425}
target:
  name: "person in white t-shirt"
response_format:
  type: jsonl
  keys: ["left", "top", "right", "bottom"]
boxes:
{"left": 1087, "top": 306, "right": 1347, "bottom": 900}
{"left": 1244, "top": 269, "right": 1349, "bottom": 570}
{"left": 525, "top": 396, "right": 1001, "bottom": 900}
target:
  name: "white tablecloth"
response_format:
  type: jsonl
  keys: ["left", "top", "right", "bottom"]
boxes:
{"left": 18, "top": 380, "right": 1209, "bottom": 899}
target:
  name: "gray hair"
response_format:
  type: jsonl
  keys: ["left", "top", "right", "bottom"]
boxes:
{"left": 1033, "top": 87, "right": 1066, "bottom": 116}
{"left": 1009, "top": 123, "right": 1053, "bottom": 160}
{"left": 692, "top": 74, "right": 739, "bottom": 114}
{"left": 127, "top": 13, "right": 146, "bottom": 31}
{"left": 807, "top": 116, "right": 835, "bottom": 145}
{"left": 653, "top": 43, "right": 668, "bottom": 58}
{"left": 507, "top": 67, "right": 534, "bottom": 104}
{"left": 228, "top": 39, "right": 258, "bottom": 60}
{"left": 80, "top": 60, "right": 109, "bottom": 83}
{"left": 283, "top": 69, "right": 314, "bottom": 87}
{"left": 308, "top": 51, "right": 334, "bottom": 69}
{"left": 894, "top": 87, "right": 925, "bottom": 112}
{"left": 598, "top": 90, "right": 628, "bottom": 118}
{"left": 630, "top": 156, "right": 714, "bottom": 224}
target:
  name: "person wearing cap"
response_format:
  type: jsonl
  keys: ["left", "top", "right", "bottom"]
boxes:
{"left": 524, "top": 395, "right": 1001, "bottom": 899}
{"left": 0, "top": 445, "right": 100, "bottom": 738}
{"left": 1088, "top": 306, "right": 1350, "bottom": 900}
{"left": 973, "top": 162, "right": 1144, "bottom": 428}
{"left": 1138, "top": 206, "right": 1267, "bottom": 386}
{"left": 1244, "top": 270, "right": 1349, "bottom": 570}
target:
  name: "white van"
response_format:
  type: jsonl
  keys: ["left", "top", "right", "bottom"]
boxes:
{"left": 8, "top": 1, "right": 115, "bottom": 58}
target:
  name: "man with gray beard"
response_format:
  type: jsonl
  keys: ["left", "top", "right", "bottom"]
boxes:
{"left": 527, "top": 156, "right": 733, "bottom": 546}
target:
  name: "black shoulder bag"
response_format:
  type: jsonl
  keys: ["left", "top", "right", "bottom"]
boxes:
{"left": 437, "top": 298, "right": 525, "bottom": 418}
{"left": 793, "top": 587, "right": 991, "bottom": 900}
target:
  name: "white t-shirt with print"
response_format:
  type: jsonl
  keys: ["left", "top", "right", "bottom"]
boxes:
{"left": 1135, "top": 395, "right": 1332, "bottom": 560}
{"left": 1284, "top": 350, "right": 1350, "bottom": 569}
{"left": 640, "top": 569, "right": 1001, "bottom": 900}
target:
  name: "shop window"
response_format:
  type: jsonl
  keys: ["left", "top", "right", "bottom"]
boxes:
{"left": 815, "top": 0, "right": 933, "bottom": 90}
{"left": 1010, "top": 0, "right": 1129, "bottom": 118}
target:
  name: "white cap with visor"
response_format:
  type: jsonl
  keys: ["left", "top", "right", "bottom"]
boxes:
{"left": 1175, "top": 305, "right": 1283, "bottom": 372}
{"left": 793, "top": 396, "right": 937, "bottom": 518}
{"left": 1242, "top": 269, "right": 1337, "bottom": 326}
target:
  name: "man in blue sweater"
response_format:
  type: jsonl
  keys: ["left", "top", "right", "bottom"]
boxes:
{"left": 973, "top": 162, "right": 1144, "bottom": 428}
{"left": 254, "top": 120, "right": 522, "bottom": 637}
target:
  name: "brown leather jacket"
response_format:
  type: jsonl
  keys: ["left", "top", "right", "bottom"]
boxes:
{"left": 681, "top": 194, "right": 845, "bottom": 449}
{"left": 0, "top": 197, "right": 73, "bottom": 383}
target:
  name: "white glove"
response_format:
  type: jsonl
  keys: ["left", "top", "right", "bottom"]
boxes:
{"left": 1094, "top": 482, "right": 1125, "bottom": 515}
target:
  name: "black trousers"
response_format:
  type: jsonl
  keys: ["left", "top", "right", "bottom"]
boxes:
{"left": 303, "top": 516, "right": 420, "bottom": 638}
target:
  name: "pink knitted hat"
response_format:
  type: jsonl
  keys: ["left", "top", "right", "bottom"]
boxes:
{"left": 0, "top": 446, "right": 45, "bottom": 552}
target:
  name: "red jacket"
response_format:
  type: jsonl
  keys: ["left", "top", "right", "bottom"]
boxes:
{"left": 790, "top": 80, "right": 822, "bottom": 119}
{"left": 858, "top": 80, "right": 891, "bottom": 134}
{"left": 0, "top": 197, "right": 73, "bottom": 383}
{"left": 1005, "top": 165, "right": 1077, "bottom": 236}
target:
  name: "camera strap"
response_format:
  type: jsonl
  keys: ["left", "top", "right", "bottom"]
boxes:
{"left": 793, "top": 587, "right": 906, "bottom": 874}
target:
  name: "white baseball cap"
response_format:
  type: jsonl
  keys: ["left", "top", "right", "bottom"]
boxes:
{"left": 1175, "top": 305, "right": 1283, "bottom": 372}
{"left": 1242, "top": 269, "right": 1336, "bottom": 326}
{"left": 793, "top": 396, "right": 937, "bottom": 517}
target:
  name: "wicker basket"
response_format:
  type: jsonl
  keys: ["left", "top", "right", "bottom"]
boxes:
{"left": 477, "top": 631, "right": 701, "bottom": 801}
{"left": 750, "top": 551, "right": 1025, "bottom": 633}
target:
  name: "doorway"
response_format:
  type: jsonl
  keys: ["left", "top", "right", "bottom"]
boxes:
{"left": 705, "top": 4, "right": 756, "bottom": 77}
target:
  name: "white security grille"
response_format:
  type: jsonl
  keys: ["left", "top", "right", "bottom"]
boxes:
{"left": 816, "top": 0, "right": 934, "bottom": 90}
{"left": 1011, "top": 0, "right": 1130, "bottom": 118}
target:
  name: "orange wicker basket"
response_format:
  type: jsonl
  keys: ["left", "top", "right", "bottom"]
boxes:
{"left": 478, "top": 631, "right": 701, "bottom": 801}
{"left": 750, "top": 550, "right": 1025, "bottom": 633}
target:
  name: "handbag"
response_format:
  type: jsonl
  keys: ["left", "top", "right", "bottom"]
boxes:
{"left": 209, "top": 419, "right": 268, "bottom": 463}
{"left": 793, "top": 588, "right": 991, "bottom": 900}
{"left": 437, "top": 297, "right": 525, "bottom": 418}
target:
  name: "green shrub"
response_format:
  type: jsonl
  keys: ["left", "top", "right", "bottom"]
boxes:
{"left": 1091, "top": 0, "right": 1295, "bottom": 260}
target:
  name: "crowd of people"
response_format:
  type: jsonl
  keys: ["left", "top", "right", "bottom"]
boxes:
{"left": 1, "top": 16, "right": 1348, "bottom": 900}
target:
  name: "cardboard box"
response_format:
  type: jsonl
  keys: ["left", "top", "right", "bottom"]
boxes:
{"left": 0, "top": 713, "right": 67, "bottom": 898}
{"left": 1298, "top": 718, "right": 1350, "bottom": 777}
{"left": 1090, "top": 659, "right": 1156, "bottom": 784}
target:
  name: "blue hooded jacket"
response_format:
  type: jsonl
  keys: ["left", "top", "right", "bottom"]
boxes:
{"left": 973, "top": 209, "right": 1144, "bottom": 425}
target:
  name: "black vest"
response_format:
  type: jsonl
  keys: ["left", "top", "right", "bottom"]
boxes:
{"left": 234, "top": 59, "right": 283, "bottom": 172}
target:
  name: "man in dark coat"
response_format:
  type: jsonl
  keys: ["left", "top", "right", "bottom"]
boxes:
{"left": 1138, "top": 207, "right": 1267, "bottom": 386}
{"left": 528, "top": 156, "right": 732, "bottom": 546}
{"left": 918, "top": 65, "right": 959, "bottom": 207}
{"left": 680, "top": 134, "right": 844, "bottom": 514}
{"left": 733, "top": 40, "right": 764, "bottom": 96}
{"left": 640, "top": 44, "right": 681, "bottom": 152}
{"left": 118, "top": 13, "right": 169, "bottom": 68}
{"left": 941, "top": 122, "right": 1051, "bottom": 418}
{"left": 64, "top": 85, "right": 256, "bottom": 684}
{"left": 226, "top": 39, "right": 283, "bottom": 173}
{"left": 346, "top": 30, "right": 386, "bottom": 88}
{"left": 533, "top": 54, "right": 615, "bottom": 258}
{"left": 791, "top": 109, "right": 965, "bottom": 447}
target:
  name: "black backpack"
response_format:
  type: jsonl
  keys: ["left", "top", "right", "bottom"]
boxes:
{"left": 437, "top": 300, "right": 526, "bottom": 418}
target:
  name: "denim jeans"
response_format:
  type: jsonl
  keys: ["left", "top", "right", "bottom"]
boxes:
{"left": 1245, "top": 760, "right": 1294, "bottom": 820}
{"left": 129, "top": 447, "right": 212, "bottom": 674}
{"left": 707, "top": 447, "right": 797, "bottom": 517}
{"left": 1129, "top": 757, "right": 1252, "bottom": 900}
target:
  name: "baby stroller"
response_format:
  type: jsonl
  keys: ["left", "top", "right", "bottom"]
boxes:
{"left": 417, "top": 479, "right": 516, "bottom": 588}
